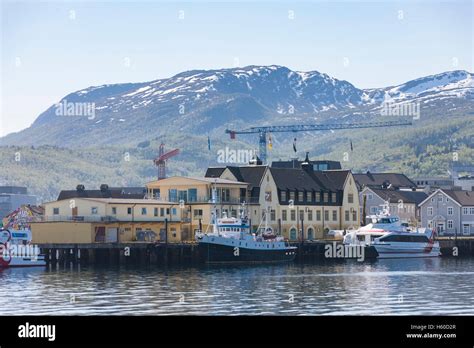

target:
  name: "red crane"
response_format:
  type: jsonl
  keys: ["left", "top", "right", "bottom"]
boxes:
{"left": 154, "top": 143, "right": 180, "bottom": 180}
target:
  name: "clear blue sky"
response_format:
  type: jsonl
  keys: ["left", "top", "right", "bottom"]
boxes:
{"left": 1, "top": 0, "right": 473, "bottom": 136}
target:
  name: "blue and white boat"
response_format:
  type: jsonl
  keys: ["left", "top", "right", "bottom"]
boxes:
{"left": 195, "top": 190, "right": 297, "bottom": 264}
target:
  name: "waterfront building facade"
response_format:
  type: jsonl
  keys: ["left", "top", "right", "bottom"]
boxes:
{"left": 359, "top": 187, "right": 427, "bottom": 225}
{"left": 419, "top": 189, "right": 474, "bottom": 236}
{"left": 32, "top": 197, "right": 185, "bottom": 243}
{"left": 205, "top": 159, "right": 360, "bottom": 240}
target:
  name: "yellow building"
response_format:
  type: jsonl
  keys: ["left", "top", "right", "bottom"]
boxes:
{"left": 32, "top": 197, "right": 185, "bottom": 244}
{"left": 205, "top": 164, "right": 360, "bottom": 241}
{"left": 146, "top": 176, "right": 253, "bottom": 234}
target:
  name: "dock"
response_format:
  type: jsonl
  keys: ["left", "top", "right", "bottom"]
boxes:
{"left": 38, "top": 237, "right": 474, "bottom": 266}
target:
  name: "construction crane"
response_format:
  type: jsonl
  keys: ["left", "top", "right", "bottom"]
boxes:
{"left": 225, "top": 119, "right": 412, "bottom": 163}
{"left": 154, "top": 143, "right": 180, "bottom": 180}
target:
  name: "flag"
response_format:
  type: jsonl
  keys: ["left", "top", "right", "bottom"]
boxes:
{"left": 293, "top": 137, "right": 297, "bottom": 153}
{"left": 207, "top": 136, "right": 211, "bottom": 151}
{"left": 350, "top": 140, "right": 353, "bottom": 152}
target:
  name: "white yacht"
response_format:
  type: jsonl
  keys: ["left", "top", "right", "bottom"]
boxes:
{"left": 343, "top": 206, "right": 406, "bottom": 246}
{"left": 0, "top": 228, "right": 46, "bottom": 267}
{"left": 371, "top": 230, "right": 441, "bottom": 258}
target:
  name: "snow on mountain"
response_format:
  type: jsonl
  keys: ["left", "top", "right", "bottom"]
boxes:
{"left": 0, "top": 66, "right": 472, "bottom": 147}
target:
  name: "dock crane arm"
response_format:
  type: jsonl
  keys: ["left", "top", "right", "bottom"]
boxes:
{"left": 225, "top": 119, "right": 412, "bottom": 163}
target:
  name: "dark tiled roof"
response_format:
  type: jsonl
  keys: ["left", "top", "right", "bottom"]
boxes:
{"left": 353, "top": 172, "right": 416, "bottom": 189}
{"left": 370, "top": 188, "right": 428, "bottom": 205}
{"left": 322, "top": 170, "right": 351, "bottom": 189}
{"left": 269, "top": 167, "right": 325, "bottom": 191}
{"left": 442, "top": 190, "right": 474, "bottom": 206}
{"left": 204, "top": 167, "right": 226, "bottom": 178}
{"left": 57, "top": 188, "right": 145, "bottom": 201}
{"left": 205, "top": 165, "right": 266, "bottom": 192}
{"left": 271, "top": 159, "right": 342, "bottom": 170}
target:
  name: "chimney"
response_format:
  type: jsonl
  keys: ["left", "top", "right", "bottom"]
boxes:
{"left": 301, "top": 152, "right": 312, "bottom": 173}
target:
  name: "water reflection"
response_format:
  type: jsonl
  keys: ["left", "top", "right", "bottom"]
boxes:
{"left": 0, "top": 258, "right": 473, "bottom": 315}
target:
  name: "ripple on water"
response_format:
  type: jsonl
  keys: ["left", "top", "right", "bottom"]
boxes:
{"left": 1, "top": 258, "right": 474, "bottom": 315}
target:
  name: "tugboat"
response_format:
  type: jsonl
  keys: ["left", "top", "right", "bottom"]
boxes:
{"left": 195, "top": 190, "right": 297, "bottom": 264}
{"left": 0, "top": 228, "right": 46, "bottom": 267}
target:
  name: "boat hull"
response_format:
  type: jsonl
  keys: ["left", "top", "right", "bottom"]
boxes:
{"left": 373, "top": 244, "right": 441, "bottom": 259}
{"left": 0, "top": 255, "right": 46, "bottom": 267}
{"left": 198, "top": 241, "right": 297, "bottom": 264}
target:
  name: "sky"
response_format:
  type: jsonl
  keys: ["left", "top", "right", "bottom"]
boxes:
{"left": 1, "top": 0, "right": 473, "bottom": 137}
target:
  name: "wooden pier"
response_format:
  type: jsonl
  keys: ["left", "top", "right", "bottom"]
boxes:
{"left": 39, "top": 237, "right": 474, "bottom": 266}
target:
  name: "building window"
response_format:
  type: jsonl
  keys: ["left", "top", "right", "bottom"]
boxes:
{"left": 463, "top": 207, "right": 468, "bottom": 215}
{"left": 188, "top": 188, "right": 197, "bottom": 202}
{"left": 282, "top": 210, "right": 287, "bottom": 221}
{"left": 112, "top": 207, "right": 117, "bottom": 215}
{"left": 280, "top": 191, "right": 287, "bottom": 202}
{"left": 141, "top": 207, "right": 147, "bottom": 215}
{"left": 348, "top": 194, "right": 354, "bottom": 204}
{"left": 307, "top": 210, "right": 313, "bottom": 221}
{"left": 470, "top": 208, "right": 474, "bottom": 215}
{"left": 306, "top": 192, "right": 312, "bottom": 203}
{"left": 315, "top": 192, "right": 321, "bottom": 202}
{"left": 160, "top": 208, "right": 165, "bottom": 216}
{"left": 323, "top": 193, "right": 329, "bottom": 203}
{"left": 345, "top": 210, "right": 350, "bottom": 221}
{"left": 53, "top": 208, "right": 59, "bottom": 215}
{"left": 324, "top": 210, "right": 329, "bottom": 221}
{"left": 172, "top": 208, "right": 177, "bottom": 215}
{"left": 427, "top": 207, "right": 433, "bottom": 216}
{"left": 447, "top": 207, "right": 453, "bottom": 215}
{"left": 298, "top": 191, "right": 304, "bottom": 202}
{"left": 289, "top": 191, "right": 295, "bottom": 202}
{"left": 299, "top": 210, "right": 304, "bottom": 221}
{"left": 127, "top": 207, "right": 132, "bottom": 215}
{"left": 438, "top": 194, "right": 443, "bottom": 202}
{"left": 270, "top": 210, "right": 276, "bottom": 221}
{"left": 316, "top": 210, "right": 321, "bottom": 221}
{"left": 169, "top": 189, "right": 178, "bottom": 202}
{"left": 91, "top": 207, "right": 98, "bottom": 215}
{"left": 352, "top": 210, "right": 357, "bottom": 221}
{"left": 194, "top": 209, "right": 203, "bottom": 218}
{"left": 332, "top": 210, "right": 337, "bottom": 221}
{"left": 290, "top": 210, "right": 296, "bottom": 221}
{"left": 331, "top": 193, "right": 337, "bottom": 203}
{"left": 447, "top": 220, "right": 453, "bottom": 229}
{"left": 154, "top": 208, "right": 158, "bottom": 217}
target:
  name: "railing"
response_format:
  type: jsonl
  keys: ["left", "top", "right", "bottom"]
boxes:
{"left": 147, "top": 195, "right": 260, "bottom": 204}
{"left": 42, "top": 215, "right": 178, "bottom": 223}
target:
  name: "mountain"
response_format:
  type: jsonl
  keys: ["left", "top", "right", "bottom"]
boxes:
{"left": 1, "top": 66, "right": 473, "bottom": 202}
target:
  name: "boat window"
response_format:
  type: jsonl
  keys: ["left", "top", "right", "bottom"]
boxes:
{"left": 380, "top": 235, "right": 429, "bottom": 243}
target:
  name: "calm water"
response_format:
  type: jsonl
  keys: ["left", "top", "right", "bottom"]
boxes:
{"left": 1, "top": 258, "right": 474, "bottom": 315}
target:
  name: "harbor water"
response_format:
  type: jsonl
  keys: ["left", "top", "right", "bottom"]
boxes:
{"left": 1, "top": 257, "right": 474, "bottom": 315}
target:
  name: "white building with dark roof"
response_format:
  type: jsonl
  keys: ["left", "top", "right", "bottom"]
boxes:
{"left": 419, "top": 189, "right": 474, "bottom": 236}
